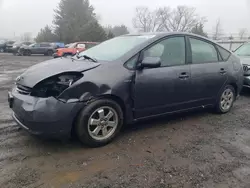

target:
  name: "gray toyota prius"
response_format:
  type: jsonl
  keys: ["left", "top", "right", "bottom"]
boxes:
{"left": 8, "top": 32, "right": 244, "bottom": 147}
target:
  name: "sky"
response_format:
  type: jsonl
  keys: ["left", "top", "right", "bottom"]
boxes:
{"left": 0, "top": 0, "right": 250, "bottom": 39}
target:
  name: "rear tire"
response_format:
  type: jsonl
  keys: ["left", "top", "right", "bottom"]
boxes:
{"left": 75, "top": 99, "right": 124, "bottom": 147}
{"left": 215, "top": 85, "right": 235, "bottom": 114}
{"left": 47, "top": 50, "right": 53, "bottom": 56}
{"left": 0, "top": 48, "right": 4, "bottom": 53}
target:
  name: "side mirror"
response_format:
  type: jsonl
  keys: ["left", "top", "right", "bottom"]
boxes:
{"left": 141, "top": 57, "right": 161, "bottom": 68}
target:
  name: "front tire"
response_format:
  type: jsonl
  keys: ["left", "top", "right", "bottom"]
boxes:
{"left": 24, "top": 50, "right": 31, "bottom": 56}
{"left": 215, "top": 85, "right": 235, "bottom": 114}
{"left": 75, "top": 99, "right": 124, "bottom": 147}
{"left": 63, "top": 53, "right": 72, "bottom": 58}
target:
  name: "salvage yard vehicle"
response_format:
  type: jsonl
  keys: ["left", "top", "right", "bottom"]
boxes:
{"left": 18, "top": 42, "right": 56, "bottom": 56}
{"left": 233, "top": 42, "right": 250, "bottom": 88}
{"left": 0, "top": 40, "right": 6, "bottom": 52}
{"left": 53, "top": 42, "right": 98, "bottom": 58}
{"left": 8, "top": 32, "right": 243, "bottom": 147}
{"left": 0, "top": 40, "right": 15, "bottom": 53}
{"left": 5, "top": 41, "right": 15, "bottom": 52}
{"left": 11, "top": 41, "right": 33, "bottom": 55}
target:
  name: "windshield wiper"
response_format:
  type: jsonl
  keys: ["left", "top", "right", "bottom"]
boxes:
{"left": 77, "top": 54, "right": 98, "bottom": 62}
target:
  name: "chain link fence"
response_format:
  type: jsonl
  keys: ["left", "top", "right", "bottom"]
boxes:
{"left": 216, "top": 40, "right": 248, "bottom": 51}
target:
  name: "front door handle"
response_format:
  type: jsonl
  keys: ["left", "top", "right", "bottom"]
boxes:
{"left": 179, "top": 72, "right": 189, "bottom": 79}
{"left": 219, "top": 68, "right": 227, "bottom": 74}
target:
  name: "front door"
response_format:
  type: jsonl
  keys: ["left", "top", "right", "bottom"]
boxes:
{"left": 188, "top": 37, "right": 228, "bottom": 105}
{"left": 32, "top": 44, "right": 41, "bottom": 54}
{"left": 134, "top": 36, "right": 193, "bottom": 119}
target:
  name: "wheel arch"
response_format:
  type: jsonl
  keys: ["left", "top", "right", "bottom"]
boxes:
{"left": 229, "top": 82, "right": 238, "bottom": 96}
{"left": 63, "top": 52, "right": 73, "bottom": 56}
{"left": 71, "top": 94, "right": 130, "bottom": 138}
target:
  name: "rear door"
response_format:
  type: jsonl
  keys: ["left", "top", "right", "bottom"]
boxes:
{"left": 188, "top": 37, "right": 229, "bottom": 105}
{"left": 40, "top": 43, "right": 51, "bottom": 54}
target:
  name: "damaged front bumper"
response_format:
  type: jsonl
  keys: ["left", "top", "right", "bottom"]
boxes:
{"left": 8, "top": 88, "right": 84, "bottom": 138}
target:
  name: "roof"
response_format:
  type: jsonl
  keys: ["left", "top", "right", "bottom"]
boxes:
{"left": 73, "top": 41, "right": 99, "bottom": 44}
{"left": 125, "top": 32, "right": 210, "bottom": 41}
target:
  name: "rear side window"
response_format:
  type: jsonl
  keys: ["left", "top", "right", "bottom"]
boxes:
{"left": 190, "top": 38, "right": 218, "bottom": 64}
{"left": 77, "top": 43, "right": 86, "bottom": 48}
{"left": 40, "top": 44, "right": 50, "bottom": 47}
{"left": 217, "top": 46, "right": 231, "bottom": 61}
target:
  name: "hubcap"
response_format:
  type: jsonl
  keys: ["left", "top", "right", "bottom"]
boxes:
{"left": 220, "top": 88, "right": 234, "bottom": 111}
{"left": 88, "top": 106, "right": 118, "bottom": 141}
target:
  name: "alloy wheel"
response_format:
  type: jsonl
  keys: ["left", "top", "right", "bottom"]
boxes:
{"left": 220, "top": 88, "right": 234, "bottom": 111}
{"left": 87, "top": 106, "right": 118, "bottom": 141}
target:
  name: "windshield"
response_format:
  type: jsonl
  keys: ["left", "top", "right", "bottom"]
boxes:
{"left": 78, "top": 35, "right": 155, "bottom": 61}
{"left": 68, "top": 43, "right": 77, "bottom": 48}
{"left": 234, "top": 43, "right": 250, "bottom": 56}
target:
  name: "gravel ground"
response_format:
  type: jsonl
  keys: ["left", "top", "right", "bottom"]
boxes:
{"left": 1, "top": 53, "right": 250, "bottom": 188}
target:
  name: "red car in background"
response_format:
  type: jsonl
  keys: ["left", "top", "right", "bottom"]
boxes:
{"left": 53, "top": 42, "right": 98, "bottom": 58}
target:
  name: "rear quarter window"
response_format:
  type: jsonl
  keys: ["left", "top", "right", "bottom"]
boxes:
{"left": 217, "top": 46, "right": 231, "bottom": 61}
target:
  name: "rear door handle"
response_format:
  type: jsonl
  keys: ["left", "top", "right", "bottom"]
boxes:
{"left": 179, "top": 72, "right": 189, "bottom": 79}
{"left": 219, "top": 68, "right": 227, "bottom": 74}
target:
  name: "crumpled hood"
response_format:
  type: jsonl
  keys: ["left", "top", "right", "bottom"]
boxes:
{"left": 239, "top": 56, "right": 250, "bottom": 65}
{"left": 16, "top": 58, "right": 100, "bottom": 88}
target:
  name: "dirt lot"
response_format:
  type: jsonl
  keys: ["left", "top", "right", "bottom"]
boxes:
{"left": 1, "top": 53, "right": 250, "bottom": 188}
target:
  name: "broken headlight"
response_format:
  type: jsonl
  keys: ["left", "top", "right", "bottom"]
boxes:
{"left": 31, "top": 72, "right": 83, "bottom": 98}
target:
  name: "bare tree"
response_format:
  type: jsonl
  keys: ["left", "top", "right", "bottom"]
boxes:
{"left": 132, "top": 6, "right": 204, "bottom": 32}
{"left": 228, "top": 35, "right": 234, "bottom": 40}
{"left": 132, "top": 7, "right": 170, "bottom": 32}
{"left": 213, "top": 19, "right": 223, "bottom": 40}
{"left": 21, "top": 32, "right": 32, "bottom": 42}
{"left": 164, "top": 6, "right": 205, "bottom": 32}
{"left": 239, "top": 28, "right": 248, "bottom": 39}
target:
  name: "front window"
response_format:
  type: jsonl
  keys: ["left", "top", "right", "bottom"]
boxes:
{"left": 29, "top": 44, "right": 36, "bottom": 47}
{"left": 78, "top": 35, "right": 156, "bottom": 61}
{"left": 143, "top": 37, "right": 186, "bottom": 67}
{"left": 234, "top": 43, "right": 250, "bottom": 56}
{"left": 69, "top": 43, "right": 77, "bottom": 48}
